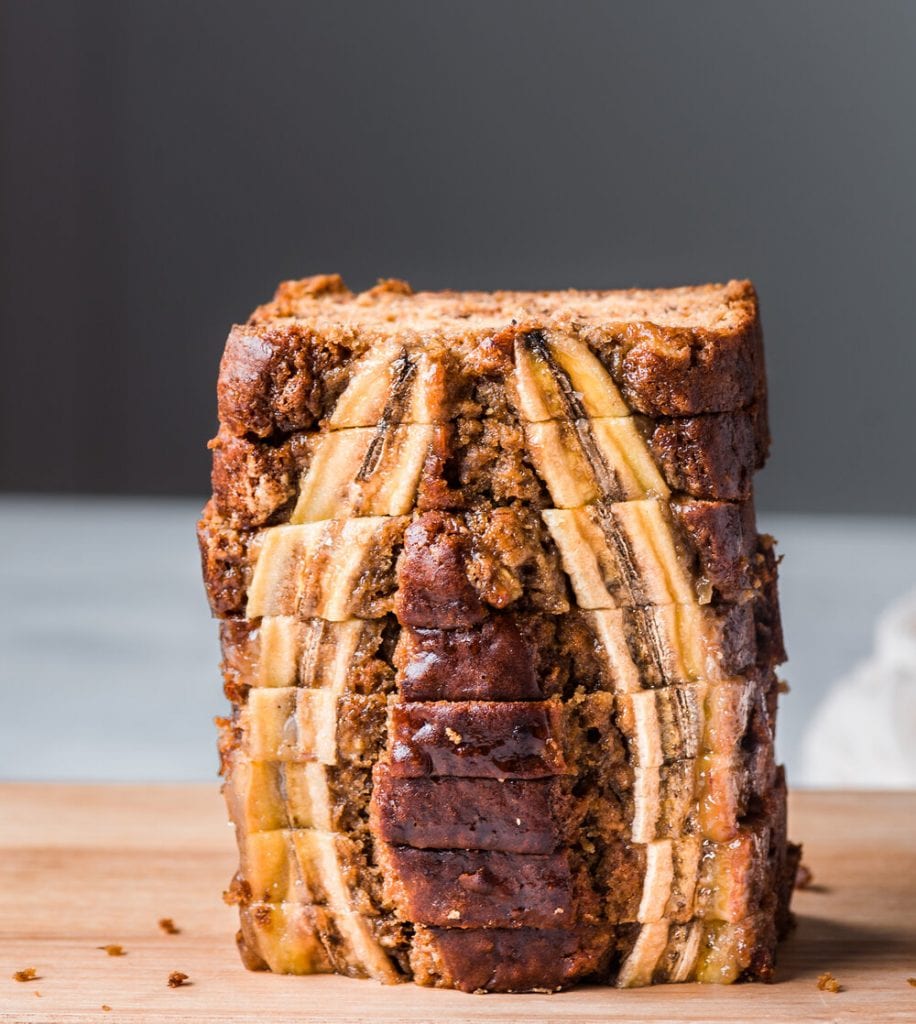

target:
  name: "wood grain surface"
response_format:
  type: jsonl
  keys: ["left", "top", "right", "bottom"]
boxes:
{"left": 1, "top": 785, "right": 913, "bottom": 1023}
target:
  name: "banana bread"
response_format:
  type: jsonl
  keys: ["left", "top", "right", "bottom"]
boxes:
{"left": 200, "top": 275, "right": 794, "bottom": 992}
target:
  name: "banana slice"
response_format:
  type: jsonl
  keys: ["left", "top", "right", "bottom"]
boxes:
{"left": 239, "top": 688, "right": 385, "bottom": 766}
{"left": 329, "top": 343, "right": 444, "bottom": 428}
{"left": 665, "top": 922, "right": 705, "bottom": 983}
{"left": 239, "top": 902, "right": 399, "bottom": 982}
{"left": 298, "top": 620, "right": 367, "bottom": 689}
{"left": 524, "top": 417, "right": 670, "bottom": 508}
{"left": 242, "top": 688, "right": 299, "bottom": 761}
{"left": 611, "top": 501, "right": 694, "bottom": 605}
{"left": 247, "top": 618, "right": 387, "bottom": 692}
{"left": 546, "top": 332, "right": 630, "bottom": 417}
{"left": 225, "top": 759, "right": 354, "bottom": 833}
{"left": 291, "top": 425, "right": 433, "bottom": 523}
{"left": 238, "top": 903, "right": 333, "bottom": 974}
{"left": 616, "top": 685, "right": 708, "bottom": 768}
{"left": 523, "top": 421, "right": 602, "bottom": 507}
{"left": 247, "top": 517, "right": 407, "bottom": 621}
{"left": 256, "top": 616, "right": 300, "bottom": 688}
{"left": 584, "top": 609, "right": 644, "bottom": 692}
{"left": 328, "top": 341, "right": 404, "bottom": 429}
{"left": 616, "top": 920, "right": 670, "bottom": 987}
{"left": 513, "top": 331, "right": 629, "bottom": 422}
{"left": 630, "top": 759, "right": 698, "bottom": 843}
{"left": 617, "top": 915, "right": 769, "bottom": 986}
{"left": 542, "top": 501, "right": 694, "bottom": 609}
{"left": 315, "top": 518, "right": 399, "bottom": 621}
{"left": 636, "top": 840, "right": 675, "bottom": 923}
{"left": 246, "top": 524, "right": 322, "bottom": 619}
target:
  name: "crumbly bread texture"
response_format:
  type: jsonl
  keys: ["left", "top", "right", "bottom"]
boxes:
{"left": 201, "top": 275, "right": 793, "bottom": 992}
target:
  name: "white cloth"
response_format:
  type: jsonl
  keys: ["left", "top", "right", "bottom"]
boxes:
{"left": 802, "top": 589, "right": 916, "bottom": 787}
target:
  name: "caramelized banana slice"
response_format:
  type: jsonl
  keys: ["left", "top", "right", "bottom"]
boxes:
{"left": 617, "top": 916, "right": 773, "bottom": 987}
{"left": 239, "top": 902, "right": 399, "bottom": 982}
{"left": 238, "top": 903, "right": 334, "bottom": 974}
{"left": 619, "top": 914, "right": 777, "bottom": 986}
{"left": 513, "top": 331, "right": 629, "bottom": 422}
{"left": 616, "top": 685, "right": 708, "bottom": 768}
{"left": 623, "top": 817, "right": 775, "bottom": 927}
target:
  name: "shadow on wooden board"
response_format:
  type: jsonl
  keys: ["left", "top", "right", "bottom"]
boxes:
{"left": 776, "top": 913, "right": 916, "bottom": 983}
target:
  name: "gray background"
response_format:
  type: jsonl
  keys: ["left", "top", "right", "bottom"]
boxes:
{"left": 2, "top": 0, "right": 915, "bottom": 513}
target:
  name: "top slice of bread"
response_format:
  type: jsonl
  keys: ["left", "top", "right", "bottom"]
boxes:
{"left": 218, "top": 275, "right": 766, "bottom": 437}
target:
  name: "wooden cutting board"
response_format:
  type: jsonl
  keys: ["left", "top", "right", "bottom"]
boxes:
{"left": 1, "top": 785, "right": 913, "bottom": 1023}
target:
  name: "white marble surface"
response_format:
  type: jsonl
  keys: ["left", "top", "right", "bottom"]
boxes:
{"left": 1, "top": 497, "right": 914, "bottom": 786}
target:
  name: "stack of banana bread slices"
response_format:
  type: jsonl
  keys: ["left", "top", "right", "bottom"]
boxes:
{"left": 200, "top": 274, "right": 797, "bottom": 992}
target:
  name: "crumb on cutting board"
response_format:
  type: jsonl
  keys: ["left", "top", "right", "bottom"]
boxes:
{"left": 102, "top": 1004, "right": 112, "bottom": 1012}
{"left": 817, "top": 972, "right": 842, "bottom": 993}
{"left": 795, "top": 863, "right": 814, "bottom": 889}
{"left": 12, "top": 968, "right": 38, "bottom": 982}
{"left": 98, "top": 944, "right": 126, "bottom": 956}
{"left": 168, "top": 971, "right": 190, "bottom": 988}
{"left": 159, "top": 917, "right": 181, "bottom": 934}
{"left": 908, "top": 977, "right": 916, "bottom": 987}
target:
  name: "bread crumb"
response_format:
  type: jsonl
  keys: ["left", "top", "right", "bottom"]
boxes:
{"left": 102, "top": 1005, "right": 112, "bottom": 1012}
{"left": 817, "top": 972, "right": 842, "bottom": 992}
{"left": 158, "top": 917, "right": 180, "bottom": 935}
{"left": 908, "top": 977, "right": 916, "bottom": 987}
{"left": 445, "top": 728, "right": 462, "bottom": 744}
{"left": 795, "top": 863, "right": 814, "bottom": 889}
{"left": 446, "top": 909, "right": 461, "bottom": 920}
{"left": 12, "top": 968, "right": 37, "bottom": 982}
{"left": 168, "top": 971, "right": 189, "bottom": 988}
{"left": 34, "top": 990, "right": 41, "bottom": 997}
{"left": 98, "top": 944, "right": 126, "bottom": 956}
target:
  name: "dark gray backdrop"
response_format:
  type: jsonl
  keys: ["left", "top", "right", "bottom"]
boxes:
{"left": 2, "top": 0, "right": 914, "bottom": 513}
